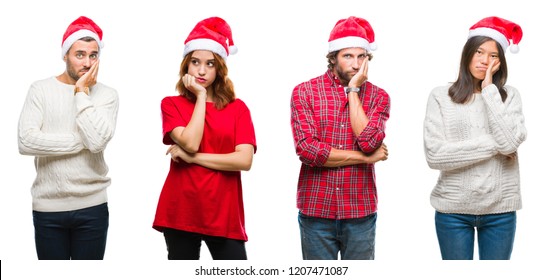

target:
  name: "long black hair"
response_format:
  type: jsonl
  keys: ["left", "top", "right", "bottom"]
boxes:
{"left": 449, "top": 36, "right": 508, "bottom": 104}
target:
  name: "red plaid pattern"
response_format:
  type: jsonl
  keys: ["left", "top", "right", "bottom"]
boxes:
{"left": 290, "top": 70, "right": 390, "bottom": 219}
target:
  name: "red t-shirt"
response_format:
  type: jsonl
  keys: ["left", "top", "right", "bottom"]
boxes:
{"left": 153, "top": 96, "right": 257, "bottom": 241}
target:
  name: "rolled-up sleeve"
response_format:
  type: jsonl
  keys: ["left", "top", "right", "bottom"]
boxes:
{"left": 356, "top": 88, "right": 390, "bottom": 153}
{"left": 290, "top": 84, "right": 331, "bottom": 167}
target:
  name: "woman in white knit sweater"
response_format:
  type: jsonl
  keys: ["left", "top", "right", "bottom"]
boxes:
{"left": 423, "top": 17, "right": 526, "bottom": 260}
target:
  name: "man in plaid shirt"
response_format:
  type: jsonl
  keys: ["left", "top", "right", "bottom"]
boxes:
{"left": 290, "top": 16, "right": 390, "bottom": 260}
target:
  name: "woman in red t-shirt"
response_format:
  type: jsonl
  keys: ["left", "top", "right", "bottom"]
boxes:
{"left": 152, "top": 17, "right": 256, "bottom": 260}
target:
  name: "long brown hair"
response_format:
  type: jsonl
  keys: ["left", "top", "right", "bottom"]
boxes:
{"left": 175, "top": 51, "right": 236, "bottom": 110}
{"left": 449, "top": 36, "right": 508, "bottom": 104}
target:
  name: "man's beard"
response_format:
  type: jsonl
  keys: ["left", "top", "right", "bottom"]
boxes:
{"left": 66, "top": 59, "right": 89, "bottom": 82}
{"left": 334, "top": 65, "right": 353, "bottom": 86}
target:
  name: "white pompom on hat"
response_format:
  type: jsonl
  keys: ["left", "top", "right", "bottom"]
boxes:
{"left": 328, "top": 16, "right": 377, "bottom": 53}
{"left": 183, "top": 17, "right": 237, "bottom": 60}
{"left": 468, "top": 16, "right": 523, "bottom": 54}
{"left": 61, "top": 16, "right": 103, "bottom": 59}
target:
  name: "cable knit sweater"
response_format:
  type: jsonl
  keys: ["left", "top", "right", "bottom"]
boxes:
{"left": 18, "top": 77, "right": 119, "bottom": 212}
{"left": 423, "top": 84, "right": 526, "bottom": 215}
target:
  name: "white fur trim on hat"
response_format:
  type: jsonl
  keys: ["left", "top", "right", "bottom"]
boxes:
{"left": 183, "top": 38, "right": 228, "bottom": 60}
{"left": 468, "top": 27, "right": 509, "bottom": 52}
{"left": 510, "top": 44, "right": 519, "bottom": 54}
{"left": 61, "top": 29, "right": 103, "bottom": 59}
{"left": 328, "top": 36, "right": 376, "bottom": 53}
{"left": 229, "top": 45, "right": 238, "bottom": 55}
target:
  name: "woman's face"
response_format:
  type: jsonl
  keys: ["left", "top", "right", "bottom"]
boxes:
{"left": 469, "top": 40, "right": 500, "bottom": 83}
{"left": 187, "top": 50, "right": 217, "bottom": 89}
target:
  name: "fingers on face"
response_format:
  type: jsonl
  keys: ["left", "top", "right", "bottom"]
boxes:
{"left": 183, "top": 74, "right": 195, "bottom": 86}
{"left": 91, "top": 64, "right": 99, "bottom": 79}
{"left": 494, "top": 61, "right": 501, "bottom": 72}
{"left": 489, "top": 60, "right": 500, "bottom": 74}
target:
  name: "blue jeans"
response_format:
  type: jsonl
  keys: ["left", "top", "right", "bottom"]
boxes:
{"left": 298, "top": 212, "right": 376, "bottom": 260}
{"left": 32, "top": 203, "right": 109, "bottom": 260}
{"left": 435, "top": 211, "right": 516, "bottom": 260}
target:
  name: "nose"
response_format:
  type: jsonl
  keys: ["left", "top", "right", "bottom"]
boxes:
{"left": 198, "top": 64, "right": 206, "bottom": 76}
{"left": 480, "top": 54, "right": 490, "bottom": 65}
{"left": 352, "top": 58, "right": 362, "bottom": 70}
{"left": 83, "top": 56, "right": 92, "bottom": 67}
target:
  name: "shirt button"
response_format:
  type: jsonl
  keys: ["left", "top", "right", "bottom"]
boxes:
{"left": 338, "top": 145, "right": 343, "bottom": 149}
{"left": 336, "top": 188, "right": 339, "bottom": 191}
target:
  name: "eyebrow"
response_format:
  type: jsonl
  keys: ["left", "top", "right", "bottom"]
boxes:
{"left": 191, "top": 57, "right": 215, "bottom": 62}
{"left": 477, "top": 47, "right": 498, "bottom": 54}
{"left": 341, "top": 52, "right": 368, "bottom": 56}
{"left": 74, "top": 50, "right": 99, "bottom": 54}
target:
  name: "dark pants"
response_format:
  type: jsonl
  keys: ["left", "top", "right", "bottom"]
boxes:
{"left": 163, "top": 228, "right": 247, "bottom": 260}
{"left": 32, "top": 203, "right": 109, "bottom": 260}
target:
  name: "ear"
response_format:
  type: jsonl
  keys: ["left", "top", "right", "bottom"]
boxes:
{"left": 63, "top": 55, "right": 67, "bottom": 62}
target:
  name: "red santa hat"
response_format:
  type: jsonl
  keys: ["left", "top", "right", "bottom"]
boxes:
{"left": 328, "top": 16, "right": 377, "bottom": 53}
{"left": 468, "top": 16, "right": 523, "bottom": 54}
{"left": 183, "top": 17, "right": 237, "bottom": 60}
{"left": 61, "top": 16, "right": 103, "bottom": 59}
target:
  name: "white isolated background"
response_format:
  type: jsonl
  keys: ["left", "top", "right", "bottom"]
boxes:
{"left": 1, "top": 0, "right": 540, "bottom": 279}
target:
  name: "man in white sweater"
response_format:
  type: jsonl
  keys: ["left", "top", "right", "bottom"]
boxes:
{"left": 18, "top": 16, "right": 119, "bottom": 260}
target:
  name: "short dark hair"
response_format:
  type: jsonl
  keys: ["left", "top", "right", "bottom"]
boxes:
{"left": 78, "top": 36, "right": 97, "bottom": 43}
{"left": 65, "top": 36, "right": 98, "bottom": 55}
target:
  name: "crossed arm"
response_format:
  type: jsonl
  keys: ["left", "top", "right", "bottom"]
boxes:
{"left": 166, "top": 75, "right": 254, "bottom": 172}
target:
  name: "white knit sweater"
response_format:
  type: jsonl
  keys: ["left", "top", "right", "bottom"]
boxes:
{"left": 18, "top": 77, "right": 119, "bottom": 212}
{"left": 424, "top": 84, "right": 526, "bottom": 215}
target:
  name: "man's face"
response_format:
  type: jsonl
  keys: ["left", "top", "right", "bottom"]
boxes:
{"left": 64, "top": 40, "right": 99, "bottom": 83}
{"left": 332, "top": 47, "right": 370, "bottom": 85}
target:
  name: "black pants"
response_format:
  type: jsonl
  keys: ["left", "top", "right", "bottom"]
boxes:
{"left": 163, "top": 228, "right": 247, "bottom": 260}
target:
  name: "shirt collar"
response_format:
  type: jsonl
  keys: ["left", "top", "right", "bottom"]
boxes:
{"left": 325, "top": 69, "right": 344, "bottom": 89}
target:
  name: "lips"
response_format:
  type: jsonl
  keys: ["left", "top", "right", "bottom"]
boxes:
{"left": 196, "top": 78, "right": 206, "bottom": 83}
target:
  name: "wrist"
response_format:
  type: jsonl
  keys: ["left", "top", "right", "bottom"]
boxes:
{"left": 74, "top": 86, "right": 90, "bottom": 95}
{"left": 196, "top": 90, "right": 207, "bottom": 98}
{"left": 344, "top": 87, "right": 360, "bottom": 94}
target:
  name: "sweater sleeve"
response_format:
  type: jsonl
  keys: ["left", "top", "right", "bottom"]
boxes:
{"left": 18, "top": 83, "right": 84, "bottom": 156}
{"left": 74, "top": 86, "right": 119, "bottom": 153}
{"left": 481, "top": 84, "right": 527, "bottom": 155}
{"left": 423, "top": 88, "right": 499, "bottom": 171}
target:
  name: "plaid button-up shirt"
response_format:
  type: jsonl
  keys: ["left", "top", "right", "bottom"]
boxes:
{"left": 290, "top": 70, "right": 390, "bottom": 219}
